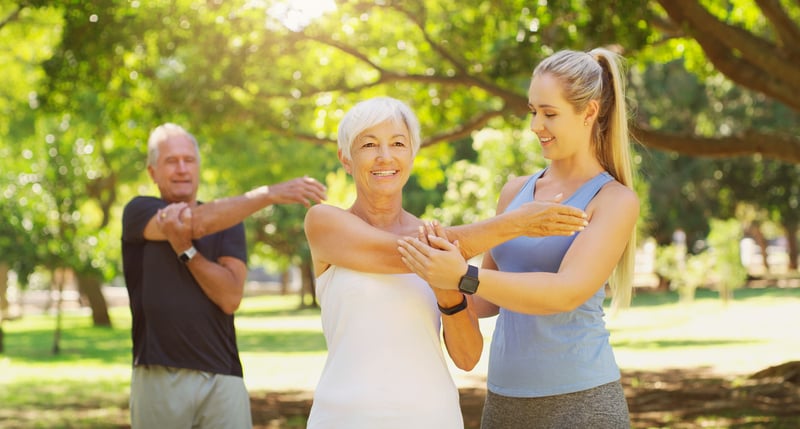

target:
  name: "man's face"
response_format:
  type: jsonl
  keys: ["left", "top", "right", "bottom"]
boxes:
{"left": 147, "top": 133, "right": 200, "bottom": 203}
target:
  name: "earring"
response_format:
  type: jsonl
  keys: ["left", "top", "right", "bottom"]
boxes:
{"left": 583, "top": 121, "right": 588, "bottom": 126}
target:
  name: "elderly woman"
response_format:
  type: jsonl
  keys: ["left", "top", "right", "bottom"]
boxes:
{"left": 303, "top": 96, "right": 587, "bottom": 428}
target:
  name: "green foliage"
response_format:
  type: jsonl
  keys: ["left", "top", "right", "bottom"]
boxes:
{"left": 706, "top": 218, "right": 748, "bottom": 301}
{"left": 1, "top": 0, "right": 798, "bottom": 307}
{"left": 654, "top": 242, "right": 712, "bottom": 302}
{"left": 655, "top": 218, "right": 749, "bottom": 303}
{"left": 424, "top": 122, "right": 546, "bottom": 225}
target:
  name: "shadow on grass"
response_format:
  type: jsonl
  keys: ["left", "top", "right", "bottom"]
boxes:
{"left": 0, "top": 378, "right": 129, "bottom": 429}
{"left": 3, "top": 324, "right": 131, "bottom": 365}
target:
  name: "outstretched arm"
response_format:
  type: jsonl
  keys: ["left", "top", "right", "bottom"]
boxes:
{"left": 445, "top": 176, "right": 587, "bottom": 259}
{"left": 144, "top": 176, "right": 327, "bottom": 241}
{"left": 398, "top": 183, "right": 639, "bottom": 315}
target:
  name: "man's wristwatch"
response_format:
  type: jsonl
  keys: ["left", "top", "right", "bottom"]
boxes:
{"left": 179, "top": 246, "right": 198, "bottom": 264}
{"left": 458, "top": 264, "right": 480, "bottom": 295}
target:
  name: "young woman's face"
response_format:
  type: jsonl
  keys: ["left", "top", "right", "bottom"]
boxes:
{"left": 527, "top": 72, "right": 593, "bottom": 161}
{"left": 341, "top": 118, "right": 414, "bottom": 197}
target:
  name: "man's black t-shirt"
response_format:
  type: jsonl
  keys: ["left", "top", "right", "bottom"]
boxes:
{"left": 121, "top": 196, "right": 247, "bottom": 377}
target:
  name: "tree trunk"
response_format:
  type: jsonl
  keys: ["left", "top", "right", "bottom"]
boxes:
{"left": 76, "top": 272, "right": 111, "bottom": 327}
{"left": 298, "top": 260, "right": 317, "bottom": 309}
{"left": 0, "top": 263, "right": 8, "bottom": 319}
{"left": 786, "top": 221, "right": 799, "bottom": 271}
{"left": 280, "top": 270, "right": 290, "bottom": 295}
{"left": 748, "top": 224, "right": 771, "bottom": 273}
{"left": 0, "top": 263, "right": 6, "bottom": 354}
{"left": 52, "top": 268, "right": 63, "bottom": 355}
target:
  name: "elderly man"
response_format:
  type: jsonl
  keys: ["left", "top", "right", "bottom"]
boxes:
{"left": 121, "top": 123, "right": 326, "bottom": 428}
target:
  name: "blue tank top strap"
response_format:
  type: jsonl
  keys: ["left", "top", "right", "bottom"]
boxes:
{"left": 563, "top": 171, "right": 614, "bottom": 209}
{"left": 515, "top": 170, "right": 614, "bottom": 211}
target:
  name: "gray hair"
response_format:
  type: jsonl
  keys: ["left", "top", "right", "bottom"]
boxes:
{"left": 146, "top": 123, "right": 200, "bottom": 167}
{"left": 337, "top": 97, "right": 421, "bottom": 160}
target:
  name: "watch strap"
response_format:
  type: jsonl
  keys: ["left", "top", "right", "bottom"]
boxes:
{"left": 179, "top": 246, "right": 197, "bottom": 263}
{"left": 437, "top": 294, "right": 468, "bottom": 316}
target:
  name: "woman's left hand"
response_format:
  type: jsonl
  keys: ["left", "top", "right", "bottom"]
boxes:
{"left": 397, "top": 229, "right": 467, "bottom": 291}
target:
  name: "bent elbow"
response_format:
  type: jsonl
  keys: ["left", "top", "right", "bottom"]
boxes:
{"left": 453, "top": 354, "right": 481, "bottom": 372}
{"left": 448, "top": 338, "right": 483, "bottom": 371}
{"left": 220, "top": 299, "right": 241, "bottom": 315}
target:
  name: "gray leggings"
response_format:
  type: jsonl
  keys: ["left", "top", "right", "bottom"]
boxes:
{"left": 481, "top": 381, "right": 630, "bottom": 429}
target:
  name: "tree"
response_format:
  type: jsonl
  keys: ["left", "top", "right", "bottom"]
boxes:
{"left": 5, "top": 1, "right": 799, "bottom": 317}
{"left": 636, "top": 0, "right": 800, "bottom": 162}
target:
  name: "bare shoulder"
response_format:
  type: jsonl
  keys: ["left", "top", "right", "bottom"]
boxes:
{"left": 305, "top": 203, "right": 348, "bottom": 223}
{"left": 595, "top": 181, "right": 640, "bottom": 216}
{"left": 306, "top": 202, "right": 344, "bottom": 216}
{"left": 305, "top": 203, "right": 347, "bottom": 234}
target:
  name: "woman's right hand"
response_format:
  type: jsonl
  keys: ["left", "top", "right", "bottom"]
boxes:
{"left": 513, "top": 194, "right": 588, "bottom": 237}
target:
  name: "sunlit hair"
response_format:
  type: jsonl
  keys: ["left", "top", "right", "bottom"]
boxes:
{"left": 337, "top": 97, "right": 421, "bottom": 161}
{"left": 533, "top": 48, "right": 636, "bottom": 311}
{"left": 146, "top": 123, "right": 200, "bottom": 168}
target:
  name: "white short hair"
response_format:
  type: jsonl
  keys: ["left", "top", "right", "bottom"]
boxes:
{"left": 337, "top": 97, "right": 421, "bottom": 160}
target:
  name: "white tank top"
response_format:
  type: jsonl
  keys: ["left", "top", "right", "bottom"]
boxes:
{"left": 307, "top": 266, "right": 463, "bottom": 429}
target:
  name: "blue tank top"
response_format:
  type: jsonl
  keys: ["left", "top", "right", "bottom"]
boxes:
{"left": 487, "top": 169, "right": 621, "bottom": 397}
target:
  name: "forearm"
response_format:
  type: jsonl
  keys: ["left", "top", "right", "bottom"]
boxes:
{"left": 444, "top": 212, "right": 523, "bottom": 259}
{"left": 185, "top": 256, "right": 245, "bottom": 314}
{"left": 437, "top": 291, "right": 483, "bottom": 370}
{"left": 476, "top": 270, "right": 587, "bottom": 315}
{"left": 190, "top": 186, "right": 274, "bottom": 238}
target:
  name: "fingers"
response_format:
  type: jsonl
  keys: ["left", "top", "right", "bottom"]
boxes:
{"left": 426, "top": 234, "right": 457, "bottom": 251}
{"left": 158, "top": 203, "right": 187, "bottom": 223}
{"left": 276, "top": 176, "right": 328, "bottom": 206}
{"left": 431, "top": 220, "right": 450, "bottom": 242}
{"left": 417, "top": 226, "right": 427, "bottom": 244}
{"left": 397, "top": 238, "right": 428, "bottom": 275}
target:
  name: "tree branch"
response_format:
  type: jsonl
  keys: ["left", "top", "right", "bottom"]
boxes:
{"left": 0, "top": 4, "right": 23, "bottom": 31}
{"left": 633, "top": 123, "right": 800, "bottom": 163}
{"left": 388, "top": 3, "right": 471, "bottom": 76}
{"left": 422, "top": 110, "right": 505, "bottom": 147}
{"left": 658, "top": 0, "right": 800, "bottom": 111}
{"left": 754, "top": 0, "right": 800, "bottom": 54}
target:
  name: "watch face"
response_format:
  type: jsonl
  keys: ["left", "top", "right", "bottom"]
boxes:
{"left": 459, "top": 276, "right": 479, "bottom": 294}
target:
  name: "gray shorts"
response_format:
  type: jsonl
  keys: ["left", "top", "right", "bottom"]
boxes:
{"left": 481, "top": 381, "right": 630, "bottom": 429}
{"left": 130, "top": 365, "right": 252, "bottom": 429}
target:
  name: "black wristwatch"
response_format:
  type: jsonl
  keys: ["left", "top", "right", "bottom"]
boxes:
{"left": 179, "top": 246, "right": 197, "bottom": 263}
{"left": 458, "top": 264, "right": 480, "bottom": 295}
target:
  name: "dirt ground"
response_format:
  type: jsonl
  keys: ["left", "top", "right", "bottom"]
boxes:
{"left": 249, "top": 362, "right": 800, "bottom": 428}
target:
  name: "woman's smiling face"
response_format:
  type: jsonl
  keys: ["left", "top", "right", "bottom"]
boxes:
{"left": 528, "top": 72, "right": 593, "bottom": 161}
{"left": 342, "top": 118, "right": 414, "bottom": 197}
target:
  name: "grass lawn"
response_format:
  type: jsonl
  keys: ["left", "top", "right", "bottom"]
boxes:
{"left": 0, "top": 286, "right": 798, "bottom": 428}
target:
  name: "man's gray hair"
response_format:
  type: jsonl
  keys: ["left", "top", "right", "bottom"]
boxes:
{"left": 146, "top": 123, "right": 200, "bottom": 167}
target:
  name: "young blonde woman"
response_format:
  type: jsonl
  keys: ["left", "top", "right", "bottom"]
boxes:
{"left": 398, "top": 48, "right": 638, "bottom": 428}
